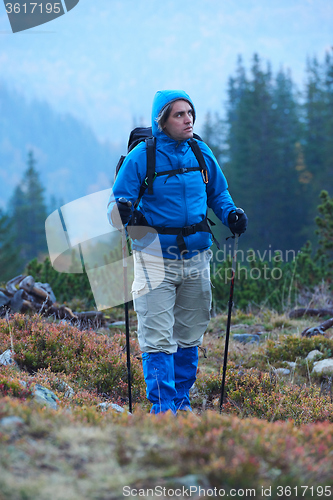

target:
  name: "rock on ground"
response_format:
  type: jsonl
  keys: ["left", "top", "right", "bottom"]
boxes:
{"left": 306, "top": 350, "right": 324, "bottom": 361}
{"left": 0, "top": 349, "right": 17, "bottom": 366}
{"left": 312, "top": 359, "right": 333, "bottom": 375}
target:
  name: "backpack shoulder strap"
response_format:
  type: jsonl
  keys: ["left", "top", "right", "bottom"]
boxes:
{"left": 145, "top": 136, "right": 156, "bottom": 195}
{"left": 188, "top": 138, "right": 208, "bottom": 184}
{"left": 133, "top": 136, "right": 155, "bottom": 208}
{"left": 114, "top": 155, "right": 126, "bottom": 182}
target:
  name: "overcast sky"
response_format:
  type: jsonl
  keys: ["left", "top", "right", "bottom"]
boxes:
{"left": 0, "top": 0, "right": 332, "bottom": 144}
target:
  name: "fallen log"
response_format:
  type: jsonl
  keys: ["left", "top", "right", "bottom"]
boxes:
{"left": 75, "top": 311, "right": 105, "bottom": 327}
{"left": 289, "top": 308, "right": 333, "bottom": 319}
{"left": 0, "top": 291, "right": 10, "bottom": 304}
{"left": 20, "top": 276, "right": 51, "bottom": 304}
{"left": 6, "top": 275, "right": 24, "bottom": 296}
{"left": 45, "top": 307, "right": 105, "bottom": 327}
{"left": 28, "top": 287, "right": 53, "bottom": 307}
{"left": 47, "top": 305, "right": 78, "bottom": 321}
{"left": 19, "top": 275, "right": 35, "bottom": 293}
{"left": 35, "top": 282, "right": 56, "bottom": 303}
{"left": 301, "top": 317, "right": 333, "bottom": 337}
{"left": 10, "top": 290, "right": 38, "bottom": 313}
{"left": 1, "top": 273, "right": 105, "bottom": 329}
{"left": 2, "top": 275, "right": 54, "bottom": 314}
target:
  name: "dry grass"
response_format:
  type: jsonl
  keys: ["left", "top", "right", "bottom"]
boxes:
{"left": 1, "top": 400, "right": 333, "bottom": 499}
{"left": 0, "top": 310, "right": 333, "bottom": 498}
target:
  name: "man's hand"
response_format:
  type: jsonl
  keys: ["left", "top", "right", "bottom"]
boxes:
{"left": 228, "top": 208, "right": 248, "bottom": 235}
{"left": 111, "top": 198, "right": 132, "bottom": 229}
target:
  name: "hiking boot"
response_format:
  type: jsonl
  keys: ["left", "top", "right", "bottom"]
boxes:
{"left": 142, "top": 352, "right": 177, "bottom": 415}
{"left": 173, "top": 346, "right": 198, "bottom": 412}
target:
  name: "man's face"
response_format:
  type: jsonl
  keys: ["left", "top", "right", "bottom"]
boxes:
{"left": 163, "top": 100, "right": 194, "bottom": 141}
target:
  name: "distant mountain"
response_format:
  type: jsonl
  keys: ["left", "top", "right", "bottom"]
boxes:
{"left": 0, "top": 83, "right": 123, "bottom": 211}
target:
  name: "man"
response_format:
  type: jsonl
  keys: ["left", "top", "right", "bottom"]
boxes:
{"left": 107, "top": 90, "right": 247, "bottom": 414}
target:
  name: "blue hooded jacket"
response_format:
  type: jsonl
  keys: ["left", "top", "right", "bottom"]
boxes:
{"left": 107, "top": 90, "right": 236, "bottom": 259}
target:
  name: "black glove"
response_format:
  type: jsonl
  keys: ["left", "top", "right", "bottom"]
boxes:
{"left": 127, "top": 209, "right": 150, "bottom": 240}
{"left": 126, "top": 209, "right": 158, "bottom": 246}
{"left": 111, "top": 198, "right": 132, "bottom": 229}
{"left": 228, "top": 208, "right": 248, "bottom": 235}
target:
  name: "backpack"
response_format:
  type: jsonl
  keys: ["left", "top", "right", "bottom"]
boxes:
{"left": 115, "top": 126, "right": 208, "bottom": 208}
{"left": 114, "top": 126, "right": 219, "bottom": 253}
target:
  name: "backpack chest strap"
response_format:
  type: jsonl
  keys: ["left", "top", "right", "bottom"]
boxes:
{"left": 134, "top": 138, "right": 209, "bottom": 208}
{"left": 156, "top": 165, "right": 203, "bottom": 183}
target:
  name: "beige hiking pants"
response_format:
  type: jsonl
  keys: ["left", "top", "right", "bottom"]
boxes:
{"left": 131, "top": 249, "right": 212, "bottom": 354}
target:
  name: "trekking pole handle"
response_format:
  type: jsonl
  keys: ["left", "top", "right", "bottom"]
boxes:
{"left": 234, "top": 207, "right": 244, "bottom": 218}
{"left": 234, "top": 207, "right": 244, "bottom": 236}
{"left": 118, "top": 197, "right": 132, "bottom": 208}
{"left": 229, "top": 207, "right": 244, "bottom": 238}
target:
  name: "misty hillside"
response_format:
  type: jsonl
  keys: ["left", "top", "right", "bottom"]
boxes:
{"left": 0, "top": 82, "right": 123, "bottom": 211}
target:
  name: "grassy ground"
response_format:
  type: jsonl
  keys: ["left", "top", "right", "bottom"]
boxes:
{"left": 0, "top": 309, "right": 333, "bottom": 499}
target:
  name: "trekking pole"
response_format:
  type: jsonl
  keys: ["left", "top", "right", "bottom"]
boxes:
{"left": 119, "top": 198, "right": 133, "bottom": 413}
{"left": 219, "top": 209, "right": 244, "bottom": 413}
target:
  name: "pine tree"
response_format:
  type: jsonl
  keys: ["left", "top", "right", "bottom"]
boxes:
{"left": 9, "top": 151, "right": 48, "bottom": 264}
{"left": 224, "top": 54, "right": 305, "bottom": 252}
{"left": 201, "top": 111, "right": 230, "bottom": 245}
{"left": 201, "top": 111, "right": 227, "bottom": 164}
{"left": 323, "top": 50, "right": 333, "bottom": 193}
{"left": 304, "top": 56, "right": 327, "bottom": 197}
{"left": 301, "top": 49, "right": 333, "bottom": 247}
{"left": 272, "top": 69, "right": 313, "bottom": 244}
{"left": 0, "top": 209, "right": 22, "bottom": 282}
{"left": 315, "top": 190, "right": 333, "bottom": 270}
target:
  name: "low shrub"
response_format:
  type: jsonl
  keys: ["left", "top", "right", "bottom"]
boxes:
{"left": 0, "top": 371, "right": 32, "bottom": 399}
{"left": 0, "top": 314, "right": 145, "bottom": 403}
{"left": 260, "top": 335, "right": 333, "bottom": 363}
{"left": 195, "top": 363, "right": 333, "bottom": 424}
